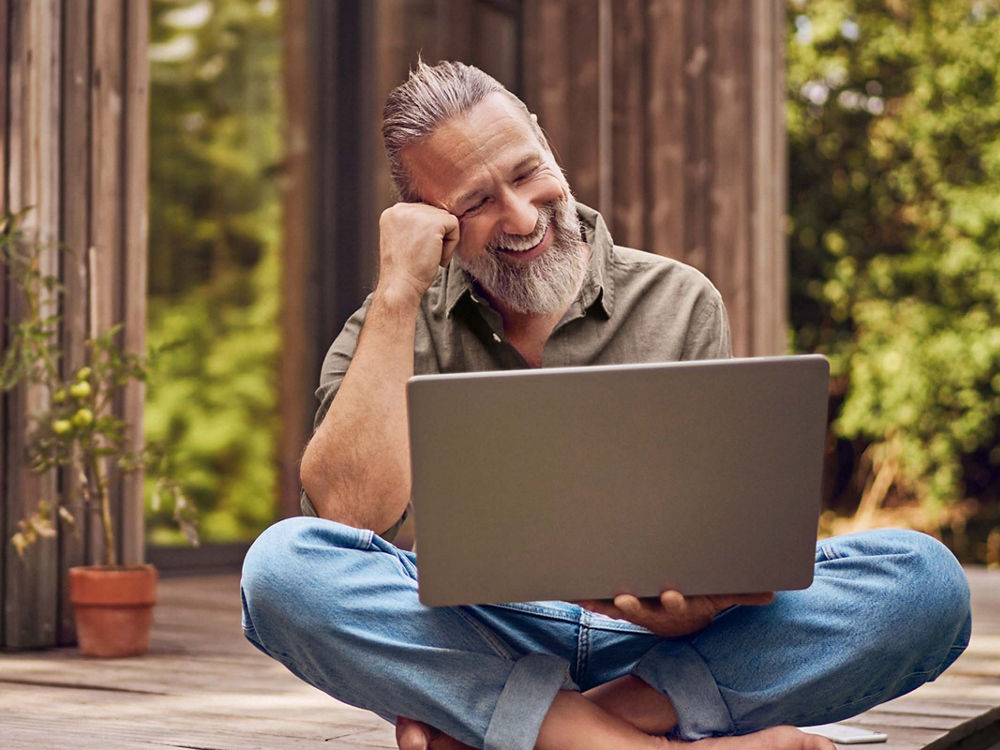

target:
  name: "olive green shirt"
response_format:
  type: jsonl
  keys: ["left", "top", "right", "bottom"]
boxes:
{"left": 301, "top": 204, "right": 732, "bottom": 534}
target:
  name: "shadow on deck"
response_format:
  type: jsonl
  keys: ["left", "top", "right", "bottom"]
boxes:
{"left": 1, "top": 568, "right": 998, "bottom": 749}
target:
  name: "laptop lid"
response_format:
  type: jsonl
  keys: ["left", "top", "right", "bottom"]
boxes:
{"left": 407, "top": 355, "right": 830, "bottom": 607}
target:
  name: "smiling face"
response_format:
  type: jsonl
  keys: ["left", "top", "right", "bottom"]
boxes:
{"left": 401, "top": 92, "right": 588, "bottom": 314}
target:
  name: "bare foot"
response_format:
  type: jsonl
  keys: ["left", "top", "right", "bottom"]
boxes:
{"left": 396, "top": 707, "right": 834, "bottom": 750}
{"left": 395, "top": 716, "right": 474, "bottom": 750}
{"left": 666, "top": 726, "right": 835, "bottom": 750}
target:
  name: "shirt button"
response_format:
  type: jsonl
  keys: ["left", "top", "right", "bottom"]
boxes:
{"left": 492, "top": 332, "right": 502, "bottom": 343}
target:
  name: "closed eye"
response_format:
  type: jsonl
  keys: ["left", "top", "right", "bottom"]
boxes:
{"left": 460, "top": 197, "right": 489, "bottom": 218}
{"left": 514, "top": 165, "right": 540, "bottom": 183}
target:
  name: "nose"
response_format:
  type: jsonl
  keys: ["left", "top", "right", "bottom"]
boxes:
{"left": 499, "top": 189, "right": 539, "bottom": 236}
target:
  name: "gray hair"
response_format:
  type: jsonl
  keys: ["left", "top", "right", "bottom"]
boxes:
{"left": 382, "top": 59, "right": 542, "bottom": 201}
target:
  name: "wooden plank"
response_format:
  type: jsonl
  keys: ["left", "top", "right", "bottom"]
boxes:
{"left": 356, "top": 0, "right": 381, "bottom": 293}
{"left": 37, "top": 0, "right": 63, "bottom": 647}
{"left": 120, "top": 0, "right": 149, "bottom": 565}
{"left": 610, "top": 0, "right": 646, "bottom": 249}
{"left": 472, "top": 1, "right": 518, "bottom": 96}
{"left": 0, "top": 0, "right": 11, "bottom": 649}
{"left": 58, "top": 0, "right": 92, "bottom": 644}
{"left": 644, "top": 0, "right": 687, "bottom": 258}
{"left": 596, "top": 0, "right": 612, "bottom": 218}
{"left": 683, "top": 0, "right": 710, "bottom": 273}
{"left": 278, "top": 0, "right": 313, "bottom": 518}
{"left": 88, "top": 0, "right": 123, "bottom": 565}
{"left": 709, "top": 0, "right": 752, "bottom": 356}
{"left": 564, "top": 0, "right": 601, "bottom": 210}
{"left": 750, "top": 0, "right": 787, "bottom": 355}
{"left": 523, "top": 0, "right": 571, "bottom": 175}
{"left": 437, "top": 0, "right": 474, "bottom": 67}
{"left": 373, "top": 0, "right": 407, "bottom": 211}
{"left": 3, "top": 0, "right": 61, "bottom": 651}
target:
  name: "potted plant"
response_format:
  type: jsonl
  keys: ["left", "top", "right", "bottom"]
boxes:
{"left": 1, "top": 210, "right": 196, "bottom": 657}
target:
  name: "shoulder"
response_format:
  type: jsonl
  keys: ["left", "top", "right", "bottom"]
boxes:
{"left": 610, "top": 245, "right": 723, "bottom": 308}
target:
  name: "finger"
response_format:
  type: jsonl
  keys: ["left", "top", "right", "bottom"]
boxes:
{"left": 614, "top": 594, "right": 652, "bottom": 621}
{"left": 658, "top": 590, "right": 687, "bottom": 611}
{"left": 440, "top": 217, "right": 460, "bottom": 267}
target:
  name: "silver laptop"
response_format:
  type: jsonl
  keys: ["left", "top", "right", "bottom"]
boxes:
{"left": 406, "top": 355, "right": 829, "bottom": 607}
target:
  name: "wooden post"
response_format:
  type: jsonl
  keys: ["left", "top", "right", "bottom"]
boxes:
{"left": 2, "top": 0, "right": 62, "bottom": 651}
{"left": 121, "top": 0, "right": 150, "bottom": 566}
{"left": 1, "top": 0, "right": 149, "bottom": 649}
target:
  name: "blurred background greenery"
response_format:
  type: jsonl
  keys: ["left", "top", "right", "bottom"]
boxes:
{"left": 787, "top": 0, "right": 1000, "bottom": 563}
{"left": 145, "top": 0, "right": 1000, "bottom": 564}
{"left": 146, "top": 0, "right": 281, "bottom": 545}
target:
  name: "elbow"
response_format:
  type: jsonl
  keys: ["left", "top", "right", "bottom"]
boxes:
{"left": 299, "top": 442, "right": 339, "bottom": 522}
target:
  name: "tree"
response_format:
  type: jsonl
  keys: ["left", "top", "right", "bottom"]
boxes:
{"left": 787, "top": 0, "right": 1000, "bottom": 560}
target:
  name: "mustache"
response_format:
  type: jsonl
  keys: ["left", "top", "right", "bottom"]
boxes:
{"left": 485, "top": 203, "right": 556, "bottom": 253}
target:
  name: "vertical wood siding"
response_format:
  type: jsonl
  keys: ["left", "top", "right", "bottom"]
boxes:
{"left": 522, "top": 0, "right": 787, "bottom": 358}
{"left": 0, "top": 0, "right": 149, "bottom": 649}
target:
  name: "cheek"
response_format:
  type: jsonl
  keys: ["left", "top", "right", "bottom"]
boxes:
{"left": 455, "top": 218, "right": 493, "bottom": 260}
{"left": 532, "top": 168, "right": 570, "bottom": 201}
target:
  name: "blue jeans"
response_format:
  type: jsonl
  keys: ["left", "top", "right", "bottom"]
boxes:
{"left": 241, "top": 519, "right": 971, "bottom": 749}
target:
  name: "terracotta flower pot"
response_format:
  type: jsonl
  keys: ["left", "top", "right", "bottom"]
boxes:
{"left": 68, "top": 564, "right": 158, "bottom": 657}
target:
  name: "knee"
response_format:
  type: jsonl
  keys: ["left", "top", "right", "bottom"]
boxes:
{"left": 241, "top": 517, "right": 364, "bottom": 642}
{"left": 840, "top": 529, "right": 971, "bottom": 661}
{"left": 243, "top": 517, "right": 322, "bottom": 596}
{"left": 876, "top": 528, "right": 969, "bottom": 616}
{"left": 899, "top": 530, "right": 971, "bottom": 659}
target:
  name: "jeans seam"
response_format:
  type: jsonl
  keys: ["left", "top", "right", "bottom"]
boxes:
{"left": 491, "top": 602, "right": 582, "bottom": 621}
{"left": 454, "top": 606, "right": 518, "bottom": 660}
{"left": 576, "top": 612, "right": 590, "bottom": 684}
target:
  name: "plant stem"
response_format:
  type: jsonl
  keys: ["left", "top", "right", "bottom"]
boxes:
{"left": 89, "top": 452, "right": 117, "bottom": 567}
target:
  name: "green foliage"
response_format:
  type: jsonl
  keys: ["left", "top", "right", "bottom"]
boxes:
{"left": 144, "top": 228, "right": 279, "bottom": 544}
{"left": 788, "top": 0, "right": 1000, "bottom": 515}
{"left": 149, "top": 0, "right": 282, "bottom": 297}
{"left": 1, "top": 213, "right": 195, "bottom": 566}
{"left": 0, "top": 211, "right": 62, "bottom": 391}
{"left": 147, "top": 0, "right": 282, "bottom": 543}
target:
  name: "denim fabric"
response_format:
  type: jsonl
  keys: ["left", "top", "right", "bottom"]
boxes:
{"left": 241, "top": 519, "right": 971, "bottom": 749}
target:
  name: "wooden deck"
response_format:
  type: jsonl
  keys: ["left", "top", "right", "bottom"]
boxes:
{"left": 1, "top": 568, "right": 998, "bottom": 749}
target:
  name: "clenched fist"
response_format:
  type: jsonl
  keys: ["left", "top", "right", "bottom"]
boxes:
{"left": 377, "top": 202, "right": 460, "bottom": 307}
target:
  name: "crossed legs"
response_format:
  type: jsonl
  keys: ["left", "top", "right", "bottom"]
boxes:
{"left": 241, "top": 518, "right": 971, "bottom": 750}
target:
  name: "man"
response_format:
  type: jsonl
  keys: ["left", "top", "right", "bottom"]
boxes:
{"left": 241, "top": 61, "right": 971, "bottom": 750}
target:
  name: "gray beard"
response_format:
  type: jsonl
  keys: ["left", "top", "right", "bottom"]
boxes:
{"left": 456, "top": 199, "right": 588, "bottom": 315}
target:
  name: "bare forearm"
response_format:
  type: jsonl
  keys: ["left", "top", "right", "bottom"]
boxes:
{"left": 300, "top": 287, "right": 419, "bottom": 532}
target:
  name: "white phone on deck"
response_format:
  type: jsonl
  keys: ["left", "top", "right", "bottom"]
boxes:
{"left": 799, "top": 723, "right": 889, "bottom": 744}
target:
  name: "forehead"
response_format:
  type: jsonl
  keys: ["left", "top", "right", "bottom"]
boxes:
{"left": 402, "top": 92, "right": 545, "bottom": 207}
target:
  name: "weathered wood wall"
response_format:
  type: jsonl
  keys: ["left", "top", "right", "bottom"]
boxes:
{"left": 522, "top": 0, "right": 787, "bottom": 357}
{"left": 280, "top": 0, "right": 787, "bottom": 516}
{"left": 0, "top": 0, "right": 149, "bottom": 649}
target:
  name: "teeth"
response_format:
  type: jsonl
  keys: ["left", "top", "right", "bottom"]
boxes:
{"left": 503, "top": 221, "right": 547, "bottom": 252}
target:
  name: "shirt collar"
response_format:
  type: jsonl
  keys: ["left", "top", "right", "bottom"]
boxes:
{"left": 444, "top": 201, "right": 616, "bottom": 318}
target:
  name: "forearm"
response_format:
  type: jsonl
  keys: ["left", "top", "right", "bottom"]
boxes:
{"left": 300, "top": 286, "right": 419, "bottom": 533}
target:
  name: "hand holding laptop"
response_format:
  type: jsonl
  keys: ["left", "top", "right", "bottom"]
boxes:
{"left": 575, "top": 590, "right": 776, "bottom": 638}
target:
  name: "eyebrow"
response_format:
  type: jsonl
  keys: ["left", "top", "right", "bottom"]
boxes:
{"left": 452, "top": 154, "right": 543, "bottom": 211}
